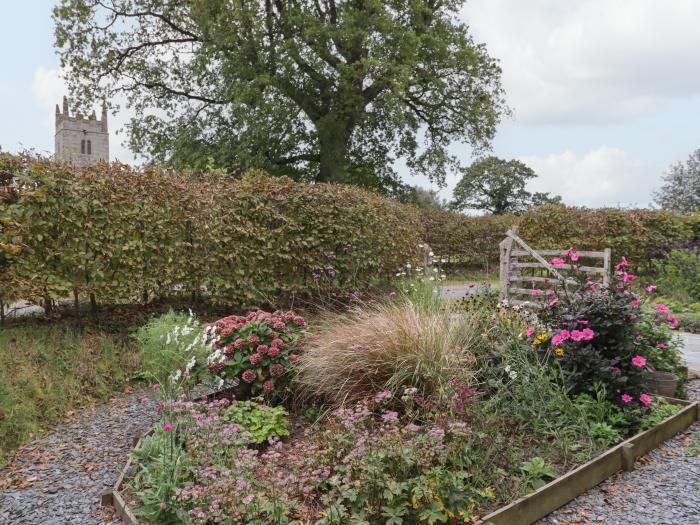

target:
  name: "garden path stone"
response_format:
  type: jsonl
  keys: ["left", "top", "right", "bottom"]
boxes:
{"left": 536, "top": 380, "right": 700, "bottom": 525}
{"left": 0, "top": 390, "right": 157, "bottom": 524}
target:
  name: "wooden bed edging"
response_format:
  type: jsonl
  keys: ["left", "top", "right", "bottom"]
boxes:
{"left": 102, "top": 398, "right": 698, "bottom": 525}
{"left": 475, "top": 398, "right": 699, "bottom": 525}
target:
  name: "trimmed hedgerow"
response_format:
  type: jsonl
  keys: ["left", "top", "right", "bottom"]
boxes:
{"left": 0, "top": 156, "right": 421, "bottom": 309}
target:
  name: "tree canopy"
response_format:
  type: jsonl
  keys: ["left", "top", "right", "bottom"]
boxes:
{"left": 654, "top": 149, "right": 700, "bottom": 214}
{"left": 54, "top": 0, "right": 508, "bottom": 193}
{"left": 450, "top": 156, "right": 561, "bottom": 214}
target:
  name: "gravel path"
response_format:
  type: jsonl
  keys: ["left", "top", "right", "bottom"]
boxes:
{"left": 0, "top": 390, "right": 156, "bottom": 525}
{"left": 537, "top": 380, "right": 700, "bottom": 525}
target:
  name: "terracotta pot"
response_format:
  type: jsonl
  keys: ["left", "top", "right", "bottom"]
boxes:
{"left": 647, "top": 371, "right": 678, "bottom": 398}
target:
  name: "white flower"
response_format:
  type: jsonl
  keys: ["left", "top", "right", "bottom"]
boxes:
{"left": 505, "top": 365, "right": 511, "bottom": 373}
{"left": 165, "top": 333, "right": 172, "bottom": 346}
{"left": 509, "top": 370, "right": 518, "bottom": 380}
{"left": 218, "top": 378, "right": 225, "bottom": 389}
{"left": 207, "top": 349, "right": 223, "bottom": 365}
{"left": 186, "top": 356, "right": 196, "bottom": 371}
{"left": 171, "top": 369, "right": 182, "bottom": 384}
{"left": 429, "top": 251, "right": 434, "bottom": 257}
{"left": 406, "top": 263, "right": 412, "bottom": 269}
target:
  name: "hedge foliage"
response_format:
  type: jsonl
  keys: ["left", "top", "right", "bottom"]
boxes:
{"left": 421, "top": 205, "right": 700, "bottom": 272}
{"left": 0, "top": 156, "right": 421, "bottom": 309}
{"left": 1, "top": 153, "right": 698, "bottom": 310}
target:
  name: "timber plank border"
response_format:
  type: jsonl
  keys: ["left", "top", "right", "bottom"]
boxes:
{"left": 102, "top": 398, "right": 698, "bottom": 525}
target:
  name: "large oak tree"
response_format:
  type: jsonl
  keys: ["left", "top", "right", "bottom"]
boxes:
{"left": 54, "top": 0, "right": 507, "bottom": 192}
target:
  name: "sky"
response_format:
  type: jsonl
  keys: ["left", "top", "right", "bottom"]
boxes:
{"left": 1, "top": 0, "right": 699, "bottom": 208}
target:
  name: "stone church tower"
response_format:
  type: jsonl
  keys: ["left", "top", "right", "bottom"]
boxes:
{"left": 54, "top": 97, "right": 109, "bottom": 166}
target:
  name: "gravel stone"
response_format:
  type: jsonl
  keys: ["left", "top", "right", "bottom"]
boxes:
{"left": 0, "top": 390, "right": 156, "bottom": 524}
{"left": 536, "top": 380, "right": 700, "bottom": 525}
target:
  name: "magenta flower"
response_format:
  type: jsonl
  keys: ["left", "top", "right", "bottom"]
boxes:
{"left": 551, "top": 335, "right": 564, "bottom": 346}
{"left": 570, "top": 251, "right": 581, "bottom": 262}
{"left": 163, "top": 423, "right": 173, "bottom": 431}
{"left": 581, "top": 328, "right": 595, "bottom": 340}
{"left": 526, "top": 326, "right": 536, "bottom": 337}
{"left": 577, "top": 319, "right": 589, "bottom": 325}
{"left": 655, "top": 303, "right": 670, "bottom": 313}
{"left": 241, "top": 369, "right": 257, "bottom": 383}
{"left": 631, "top": 299, "right": 640, "bottom": 308}
{"left": 645, "top": 285, "right": 657, "bottom": 293}
{"left": 560, "top": 329, "right": 571, "bottom": 340}
{"left": 614, "top": 256, "right": 629, "bottom": 270}
{"left": 549, "top": 298, "right": 559, "bottom": 306}
{"left": 658, "top": 343, "right": 669, "bottom": 349}
{"left": 531, "top": 289, "right": 543, "bottom": 296}
{"left": 139, "top": 396, "right": 149, "bottom": 404}
{"left": 550, "top": 257, "right": 566, "bottom": 268}
{"left": 621, "top": 272, "right": 636, "bottom": 282}
{"left": 570, "top": 330, "right": 584, "bottom": 342}
{"left": 612, "top": 367, "right": 621, "bottom": 374}
{"left": 639, "top": 393, "right": 653, "bottom": 406}
{"left": 621, "top": 393, "right": 633, "bottom": 404}
{"left": 631, "top": 355, "right": 647, "bottom": 367}
{"left": 667, "top": 314, "right": 679, "bottom": 328}
{"left": 152, "top": 383, "right": 161, "bottom": 391}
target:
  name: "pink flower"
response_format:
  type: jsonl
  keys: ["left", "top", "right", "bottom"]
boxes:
{"left": 631, "top": 355, "right": 647, "bottom": 367}
{"left": 560, "top": 329, "right": 571, "bottom": 340}
{"left": 551, "top": 335, "right": 564, "bottom": 346}
{"left": 159, "top": 502, "right": 168, "bottom": 510}
{"left": 645, "top": 285, "right": 657, "bottom": 293}
{"left": 382, "top": 411, "right": 399, "bottom": 423}
{"left": 163, "top": 423, "right": 173, "bottom": 431}
{"left": 241, "top": 369, "right": 257, "bottom": 383}
{"left": 667, "top": 314, "right": 679, "bottom": 328}
{"left": 267, "top": 346, "right": 280, "bottom": 358}
{"left": 532, "top": 289, "right": 543, "bottom": 296}
{"left": 292, "top": 316, "right": 307, "bottom": 326}
{"left": 621, "top": 272, "right": 636, "bottom": 282}
{"left": 549, "top": 298, "right": 559, "bottom": 306}
{"left": 262, "top": 380, "right": 275, "bottom": 394}
{"left": 658, "top": 343, "right": 669, "bottom": 349}
{"left": 526, "top": 326, "right": 536, "bottom": 337}
{"left": 577, "top": 320, "right": 589, "bottom": 325}
{"left": 269, "top": 364, "right": 285, "bottom": 377}
{"left": 635, "top": 332, "right": 642, "bottom": 340}
{"left": 612, "top": 367, "right": 621, "bottom": 374}
{"left": 639, "top": 393, "right": 653, "bottom": 407}
{"left": 256, "top": 344, "right": 269, "bottom": 355}
{"left": 621, "top": 393, "right": 633, "bottom": 404}
{"left": 550, "top": 257, "right": 566, "bottom": 268}
{"left": 249, "top": 353, "right": 262, "bottom": 365}
{"left": 247, "top": 335, "right": 260, "bottom": 344}
{"left": 631, "top": 299, "right": 640, "bottom": 308}
{"left": 570, "top": 330, "right": 584, "bottom": 342}
{"left": 581, "top": 328, "right": 595, "bottom": 340}
{"left": 233, "top": 338, "right": 246, "bottom": 349}
{"left": 655, "top": 303, "right": 670, "bottom": 313}
{"left": 563, "top": 247, "right": 573, "bottom": 256}
{"left": 288, "top": 354, "right": 299, "bottom": 364}
{"left": 139, "top": 396, "right": 149, "bottom": 404}
{"left": 570, "top": 251, "right": 581, "bottom": 262}
{"left": 152, "top": 383, "right": 161, "bottom": 391}
{"left": 271, "top": 338, "right": 285, "bottom": 348}
{"left": 614, "top": 256, "right": 629, "bottom": 270}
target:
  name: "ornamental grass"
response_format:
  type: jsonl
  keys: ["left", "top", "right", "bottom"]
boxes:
{"left": 295, "top": 299, "right": 481, "bottom": 406}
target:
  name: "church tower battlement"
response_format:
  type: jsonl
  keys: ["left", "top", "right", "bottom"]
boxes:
{"left": 55, "top": 96, "right": 109, "bottom": 166}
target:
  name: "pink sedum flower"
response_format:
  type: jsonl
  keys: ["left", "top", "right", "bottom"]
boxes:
{"left": 241, "top": 369, "right": 257, "bottom": 383}
{"left": 267, "top": 346, "right": 280, "bottom": 358}
{"left": 233, "top": 338, "right": 246, "bottom": 349}
{"left": 262, "top": 380, "right": 275, "bottom": 394}
{"left": 639, "top": 393, "right": 653, "bottom": 407}
{"left": 631, "top": 355, "right": 647, "bottom": 367}
{"left": 621, "top": 394, "right": 633, "bottom": 404}
{"left": 288, "top": 354, "right": 299, "bottom": 364}
{"left": 247, "top": 335, "right": 260, "bottom": 344}
{"left": 249, "top": 353, "right": 262, "bottom": 365}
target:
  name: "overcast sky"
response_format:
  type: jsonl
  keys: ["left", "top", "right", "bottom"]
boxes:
{"left": 1, "top": 0, "right": 699, "bottom": 208}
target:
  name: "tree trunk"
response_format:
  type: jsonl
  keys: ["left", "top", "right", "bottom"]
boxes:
{"left": 316, "top": 116, "right": 351, "bottom": 183}
{"left": 90, "top": 293, "right": 97, "bottom": 313}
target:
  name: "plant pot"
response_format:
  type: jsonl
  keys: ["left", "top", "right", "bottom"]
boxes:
{"left": 647, "top": 371, "right": 678, "bottom": 398}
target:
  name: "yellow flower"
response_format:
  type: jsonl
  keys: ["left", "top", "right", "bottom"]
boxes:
{"left": 536, "top": 333, "right": 550, "bottom": 341}
{"left": 532, "top": 339, "right": 542, "bottom": 345}
{"left": 554, "top": 347, "right": 565, "bottom": 357}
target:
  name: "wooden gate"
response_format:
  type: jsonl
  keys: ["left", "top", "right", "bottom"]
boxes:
{"left": 499, "top": 226, "right": 611, "bottom": 305}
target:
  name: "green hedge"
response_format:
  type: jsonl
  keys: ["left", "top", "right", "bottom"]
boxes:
{"left": 0, "top": 157, "right": 421, "bottom": 309}
{"left": 421, "top": 205, "right": 699, "bottom": 273}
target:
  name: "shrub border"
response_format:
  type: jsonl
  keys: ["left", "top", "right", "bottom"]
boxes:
{"left": 101, "top": 397, "right": 699, "bottom": 525}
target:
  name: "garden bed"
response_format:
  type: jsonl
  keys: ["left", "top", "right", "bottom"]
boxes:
{"left": 102, "top": 396, "right": 698, "bottom": 525}
{"left": 102, "top": 398, "right": 700, "bottom": 525}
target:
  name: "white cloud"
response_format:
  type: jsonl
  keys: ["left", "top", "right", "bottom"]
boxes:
{"left": 31, "top": 67, "right": 137, "bottom": 163}
{"left": 520, "top": 147, "right": 656, "bottom": 207}
{"left": 461, "top": 0, "right": 700, "bottom": 124}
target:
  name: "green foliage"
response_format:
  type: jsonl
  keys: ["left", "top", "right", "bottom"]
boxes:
{"left": 0, "top": 158, "right": 422, "bottom": 309}
{"left": 54, "top": 0, "right": 508, "bottom": 190}
{"left": 650, "top": 246, "right": 700, "bottom": 303}
{"left": 136, "top": 310, "right": 207, "bottom": 386}
{"left": 638, "top": 398, "right": 683, "bottom": 432}
{"left": 224, "top": 400, "right": 289, "bottom": 445}
{"left": 0, "top": 322, "right": 139, "bottom": 461}
{"left": 519, "top": 457, "right": 556, "bottom": 490}
{"left": 451, "top": 156, "right": 558, "bottom": 214}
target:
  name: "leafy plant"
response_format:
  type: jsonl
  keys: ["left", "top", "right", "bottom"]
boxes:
{"left": 638, "top": 398, "right": 683, "bottom": 432}
{"left": 224, "top": 400, "right": 289, "bottom": 445}
{"left": 519, "top": 457, "right": 557, "bottom": 490}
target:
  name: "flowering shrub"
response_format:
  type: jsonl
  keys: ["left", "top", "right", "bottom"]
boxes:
{"left": 526, "top": 250, "right": 683, "bottom": 408}
{"left": 206, "top": 310, "right": 307, "bottom": 399}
